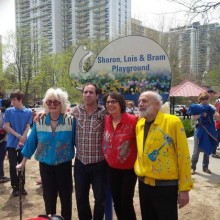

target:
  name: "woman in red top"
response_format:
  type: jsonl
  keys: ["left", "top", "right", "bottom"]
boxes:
{"left": 102, "top": 92, "right": 138, "bottom": 220}
{"left": 213, "top": 99, "right": 220, "bottom": 157}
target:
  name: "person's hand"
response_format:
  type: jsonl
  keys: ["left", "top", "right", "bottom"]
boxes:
{"left": 18, "top": 135, "right": 26, "bottom": 144}
{"left": 33, "top": 111, "right": 46, "bottom": 122}
{"left": 214, "top": 113, "right": 220, "bottom": 121}
{"left": 202, "top": 112, "right": 207, "bottom": 117}
{"left": 17, "top": 135, "right": 26, "bottom": 148}
{"left": 192, "top": 114, "right": 200, "bottom": 120}
{"left": 16, "top": 163, "right": 25, "bottom": 172}
{"left": 178, "top": 191, "right": 189, "bottom": 209}
{"left": 18, "top": 141, "right": 24, "bottom": 147}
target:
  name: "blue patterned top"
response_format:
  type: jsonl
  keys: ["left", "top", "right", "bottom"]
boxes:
{"left": 22, "top": 113, "right": 76, "bottom": 165}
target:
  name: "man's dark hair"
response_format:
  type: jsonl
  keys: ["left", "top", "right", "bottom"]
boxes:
{"left": 10, "top": 90, "right": 24, "bottom": 101}
{"left": 207, "top": 89, "right": 216, "bottom": 94}
{"left": 102, "top": 92, "right": 126, "bottom": 113}
{"left": 82, "top": 83, "right": 102, "bottom": 95}
{"left": 2, "top": 99, "right": 11, "bottom": 108}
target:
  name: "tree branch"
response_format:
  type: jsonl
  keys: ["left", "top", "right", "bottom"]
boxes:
{"left": 168, "top": 0, "right": 220, "bottom": 22}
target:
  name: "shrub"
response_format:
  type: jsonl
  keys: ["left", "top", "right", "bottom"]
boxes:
{"left": 181, "top": 119, "right": 194, "bottom": 137}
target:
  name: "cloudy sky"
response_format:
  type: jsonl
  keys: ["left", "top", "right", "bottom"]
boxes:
{"left": 131, "top": 0, "right": 188, "bottom": 28}
{"left": 0, "top": 0, "right": 15, "bottom": 36}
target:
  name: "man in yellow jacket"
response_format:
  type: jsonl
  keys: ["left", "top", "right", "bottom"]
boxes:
{"left": 135, "top": 91, "right": 193, "bottom": 220}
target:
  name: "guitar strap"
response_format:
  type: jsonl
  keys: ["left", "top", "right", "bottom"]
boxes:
{"left": 200, "top": 123, "right": 218, "bottom": 143}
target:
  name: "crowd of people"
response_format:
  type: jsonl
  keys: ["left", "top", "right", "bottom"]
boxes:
{"left": 1, "top": 85, "right": 220, "bottom": 220}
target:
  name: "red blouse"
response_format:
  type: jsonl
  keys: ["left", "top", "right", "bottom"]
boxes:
{"left": 216, "top": 103, "right": 220, "bottom": 129}
{"left": 102, "top": 112, "right": 138, "bottom": 169}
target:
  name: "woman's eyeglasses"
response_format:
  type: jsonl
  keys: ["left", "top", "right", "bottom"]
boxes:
{"left": 106, "top": 100, "right": 119, "bottom": 105}
{"left": 46, "top": 100, "right": 61, "bottom": 106}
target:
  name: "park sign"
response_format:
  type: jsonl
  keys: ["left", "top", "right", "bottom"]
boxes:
{"left": 69, "top": 35, "right": 171, "bottom": 105}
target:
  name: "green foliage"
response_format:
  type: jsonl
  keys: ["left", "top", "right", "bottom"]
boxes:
{"left": 30, "top": 50, "right": 82, "bottom": 104}
{"left": 203, "top": 69, "right": 220, "bottom": 91}
{"left": 1, "top": 32, "right": 84, "bottom": 104}
{"left": 181, "top": 119, "right": 194, "bottom": 138}
{"left": 0, "top": 64, "right": 18, "bottom": 94}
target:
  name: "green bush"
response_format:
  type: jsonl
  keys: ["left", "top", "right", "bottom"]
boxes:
{"left": 181, "top": 119, "right": 194, "bottom": 137}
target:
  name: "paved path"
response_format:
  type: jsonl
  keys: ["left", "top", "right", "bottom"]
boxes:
{"left": 177, "top": 137, "right": 220, "bottom": 220}
{"left": 187, "top": 137, "right": 220, "bottom": 184}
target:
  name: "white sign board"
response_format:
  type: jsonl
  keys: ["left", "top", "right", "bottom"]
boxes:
{"left": 69, "top": 36, "right": 171, "bottom": 104}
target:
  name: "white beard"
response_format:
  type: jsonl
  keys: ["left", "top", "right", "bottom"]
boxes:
{"left": 139, "top": 105, "right": 154, "bottom": 118}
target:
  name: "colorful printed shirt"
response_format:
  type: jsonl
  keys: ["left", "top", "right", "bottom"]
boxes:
{"left": 134, "top": 111, "right": 193, "bottom": 191}
{"left": 73, "top": 104, "right": 106, "bottom": 164}
{"left": 22, "top": 113, "right": 76, "bottom": 165}
{"left": 103, "top": 112, "right": 137, "bottom": 169}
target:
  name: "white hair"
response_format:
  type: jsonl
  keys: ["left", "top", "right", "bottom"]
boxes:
{"left": 161, "top": 102, "right": 170, "bottom": 114}
{"left": 42, "top": 88, "right": 70, "bottom": 113}
{"left": 140, "top": 91, "right": 163, "bottom": 109}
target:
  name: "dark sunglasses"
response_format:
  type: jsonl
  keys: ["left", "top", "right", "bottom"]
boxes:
{"left": 46, "top": 100, "right": 61, "bottom": 106}
{"left": 106, "top": 100, "right": 119, "bottom": 105}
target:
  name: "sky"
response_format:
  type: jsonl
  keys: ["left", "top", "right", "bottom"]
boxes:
{"left": 0, "top": 0, "right": 15, "bottom": 37}
{"left": 131, "top": 0, "right": 188, "bottom": 29}
{"left": 0, "top": 0, "right": 187, "bottom": 38}
{"left": 0, "top": 0, "right": 219, "bottom": 38}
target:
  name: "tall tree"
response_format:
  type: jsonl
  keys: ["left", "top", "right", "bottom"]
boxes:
{"left": 2, "top": 30, "right": 39, "bottom": 104}
{"left": 209, "top": 28, "right": 220, "bottom": 71}
{"left": 35, "top": 47, "right": 82, "bottom": 104}
{"left": 169, "top": 0, "right": 220, "bottom": 22}
{"left": 203, "top": 69, "right": 220, "bottom": 91}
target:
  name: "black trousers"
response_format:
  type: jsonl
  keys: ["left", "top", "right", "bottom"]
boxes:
{"left": 108, "top": 166, "right": 137, "bottom": 220}
{"left": 40, "top": 161, "right": 73, "bottom": 220}
{"left": 7, "top": 147, "right": 25, "bottom": 189}
{"left": 139, "top": 180, "right": 178, "bottom": 220}
{"left": 0, "top": 141, "right": 7, "bottom": 177}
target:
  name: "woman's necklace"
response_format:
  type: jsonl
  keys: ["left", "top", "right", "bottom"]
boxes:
{"left": 50, "top": 119, "right": 58, "bottom": 136}
{"left": 112, "top": 120, "right": 120, "bottom": 125}
{"left": 112, "top": 119, "right": 120, "bottom": 130}
{"left": 50, "top": 117, "right": 59, "bottom": 121}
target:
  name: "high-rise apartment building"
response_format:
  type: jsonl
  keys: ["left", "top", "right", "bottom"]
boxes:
{"left": 131, "top": 18, "right": 163, "bottom": 46}
{"left": 73, "top": 0, "right": 131, "bottom": 42}
{"left": 169, "top": 22, "right": 220, "bottom": 76}
{"left": 0, "top": 35, "right": 2, "bottom": 75}
{"left": 16, "top": 0, "right": 72, "bottom": 54}
{"left": 15, "top": 0, "right": 131, "bottom": 54}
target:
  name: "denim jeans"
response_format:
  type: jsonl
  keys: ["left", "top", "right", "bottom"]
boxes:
{"left": 74, "top": 158, "right": 107, "bottom": 220}
{"left": 191, "top": 133, "right": 209, "bottom": 170}
{"left": 0, "top": 141, "right": 7, "bottom": 177}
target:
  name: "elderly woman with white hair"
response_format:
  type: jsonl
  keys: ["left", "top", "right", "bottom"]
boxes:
{"left": 17, "top": 88, "right": 76, "bottom": 220}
